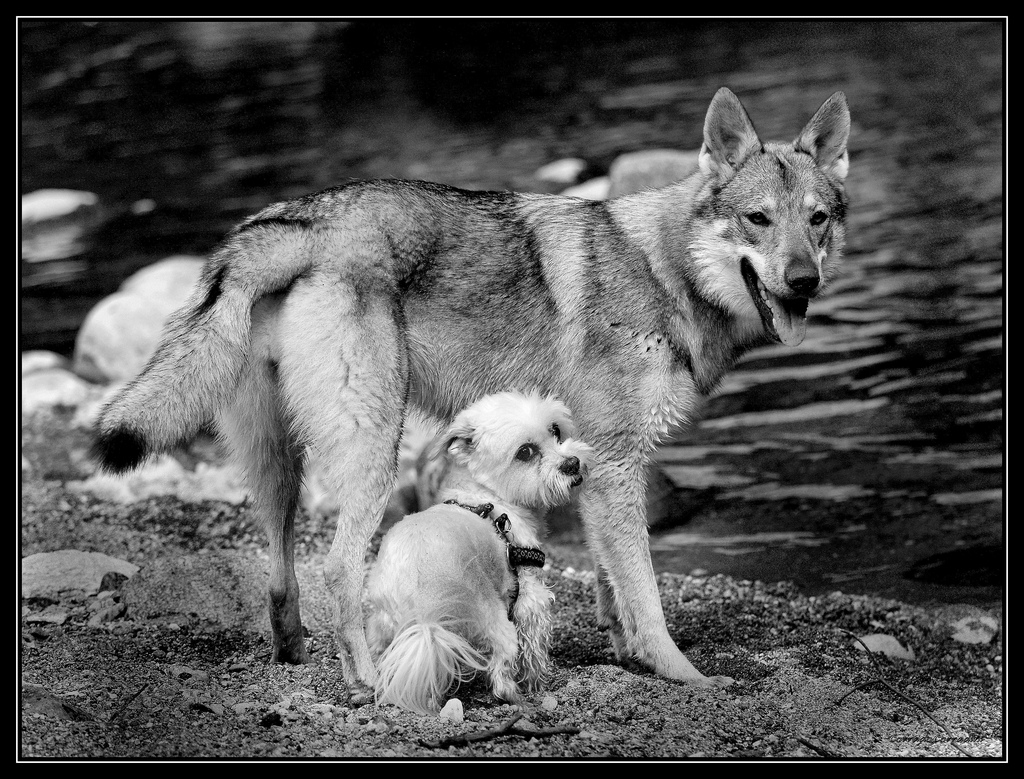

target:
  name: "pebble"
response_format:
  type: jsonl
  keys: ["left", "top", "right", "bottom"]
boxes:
{"left": 439, "top": 698, "right": 464, "bottom": 722}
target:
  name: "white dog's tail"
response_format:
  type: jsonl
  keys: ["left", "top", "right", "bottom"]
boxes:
{"left": 375, "top": 620, "right": 489, "bottom": 715}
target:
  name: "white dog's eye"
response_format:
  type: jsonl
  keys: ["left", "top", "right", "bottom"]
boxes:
{"left": 515, "top": 444, "right": 539, "bottom": 462}
{"left": 550, "top": 423, "right": 561, "bottom": 442}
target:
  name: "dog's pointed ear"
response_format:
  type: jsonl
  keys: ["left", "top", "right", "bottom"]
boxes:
{"left": 794, "top": 91, "right": 851, "bottom": 181}
{"left": 699, "top": 87, "right": 763, "bottom": 180}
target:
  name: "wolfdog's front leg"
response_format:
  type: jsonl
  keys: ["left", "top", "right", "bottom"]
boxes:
{"left": 579, "top": 456, "right": 732, "bottom": 686}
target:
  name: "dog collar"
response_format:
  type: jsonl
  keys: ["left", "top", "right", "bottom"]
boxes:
{"left": 489, "top": 512, "right": 546, "bottom": 569}
{"left": 442, "top": 499, "right": 546, "bottom": 566}
{"left": 442, "top": 499, "right": 545, "bottom": 567}
{"left": 443, "top": 499, "right": 546, "bottom": 620}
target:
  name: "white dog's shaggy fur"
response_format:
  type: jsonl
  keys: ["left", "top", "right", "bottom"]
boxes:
{"left": 365, "top": 391, "right": 594, "bottom": 714}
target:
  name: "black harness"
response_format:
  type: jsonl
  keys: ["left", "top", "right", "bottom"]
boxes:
{"left": 443, "top": 499, "right": 545, "bottom": 619}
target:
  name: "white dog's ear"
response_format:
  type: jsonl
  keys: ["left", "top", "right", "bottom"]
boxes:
{"left": 437, "top": 414, "right": 476, "bottom": 465}
{"left": 445, "top": 435, "right": 474, "bottom": 465}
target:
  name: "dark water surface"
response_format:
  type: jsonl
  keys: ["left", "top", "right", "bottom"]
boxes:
{"left": 19, "top": 20, "right": 1004, "bottom": 607}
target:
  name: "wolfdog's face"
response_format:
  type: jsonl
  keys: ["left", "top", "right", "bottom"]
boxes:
{"left": 690, "top": 89, "right": 851, "bottom": 347}
{"left": 712, "top": 140, "right": 848, "bottom": 346}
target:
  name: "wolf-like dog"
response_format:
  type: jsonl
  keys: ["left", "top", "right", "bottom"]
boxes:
{"left": 92, "top": 87, "right": 850, "bottom": 699}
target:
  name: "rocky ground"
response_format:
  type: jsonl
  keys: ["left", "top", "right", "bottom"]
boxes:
{"left": 20, "top": 405, "right": 1004, "bottom": 761}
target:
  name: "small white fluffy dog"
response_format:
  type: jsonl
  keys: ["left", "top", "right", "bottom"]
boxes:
{"left": 365, "top": 390, "right": 594, "bottom": 715}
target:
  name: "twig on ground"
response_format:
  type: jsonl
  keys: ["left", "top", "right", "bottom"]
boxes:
{"left": 107, "top": 683, "right": 149, "bottom": 726}
{"left": 836, "top": 679, "right": 884, "bottom": 703}
{"left": 796, "top": 736, "right": 844, "bottom": 758}
{"left": 837, "top": 630, "right": 973, "bottom": 758}
{"left": 419, "top": 711, "right": 580, "bottom": 749}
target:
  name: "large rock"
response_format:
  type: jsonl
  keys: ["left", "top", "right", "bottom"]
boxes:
{"left": 122, "top": 553, "right": 332, "bottom": 633}
{"left": 21, "top": 189, "right": 101, "bottom": 263}
{"left": 607, "top": 149, "right": 700, "bottom": 198}
{"left": 21, "top": 550, "right": 139, "bottom": 599}
{"left": 21, "top": 367, "right": 95, "bottom": 416}
{"left": 72, "top": 256, "right": 205, "bottom": 383}
{"left": 21, "top": 350, "right": 70, "bottom": 376}
{"left": 535, "top": 157, "right": 588, "bottom": 185}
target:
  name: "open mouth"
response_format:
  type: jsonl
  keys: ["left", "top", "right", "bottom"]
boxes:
{"left": 570, "top": 475, "right": 584, "bottom": 488}
{"left": 740, "top": 258, "right": 809, "bottom": 346}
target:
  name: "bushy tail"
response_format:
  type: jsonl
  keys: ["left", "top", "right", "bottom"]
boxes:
{"left": 91, "top": 220, "right": 316, "bottom": 473}
{"left": 375, "top": 620, "right": 488, "bottom": 715}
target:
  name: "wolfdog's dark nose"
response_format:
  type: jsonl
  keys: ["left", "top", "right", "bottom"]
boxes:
{"left": 559, "top": 456, "right": 580, "bottom": 476}
{"left": 785, "top": 264, "right": 820, "bottom": 295}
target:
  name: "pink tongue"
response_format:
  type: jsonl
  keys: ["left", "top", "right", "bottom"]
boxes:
{"left": 769, "top": 296, "right": 807, "bottom": 347}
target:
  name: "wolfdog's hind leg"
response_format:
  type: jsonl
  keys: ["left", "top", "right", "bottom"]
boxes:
{"left": 277, "top": 273, "right": 409, "bottom": 700}
{"left": 219, "top": 358, "right": 308, "bottom": 663}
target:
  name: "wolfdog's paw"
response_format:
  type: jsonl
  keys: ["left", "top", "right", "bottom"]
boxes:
{"left": 271, "top": 641, "right": 311, "bottom": 665}
{"left": 674, "top": 672, "right": 735, "bottom": 688}
{"left": 346, "top": 683, "right": 375, "bottom": 708}
{"left": 704, "top": 674, "right": 735, "bottom": 688}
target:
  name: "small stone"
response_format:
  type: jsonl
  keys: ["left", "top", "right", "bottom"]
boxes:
{"left": 950, "top": 614, "right": 999, "bottom": 645}
{"left": 25, "top": 608, "right": 69, "bottom": 625}
{"left": 189, "top": 702, "right": 224, "bottom": 715}
{"left": 169, "top": 666, "right": 210, "bottom": 683}
{"left": 87, "top": 602, "right": 126, "bottom": 625}
{"left": 540, "top": 695, "right": 558, "bottom": 711}
{"left": 854, "top": 633, "right": 915, "bottom": 661}
{"left": 259, "top": 711, "right": 283, "bottom": 727}
{"left": 438, "top": 698, "right": 464, "bottom": 722}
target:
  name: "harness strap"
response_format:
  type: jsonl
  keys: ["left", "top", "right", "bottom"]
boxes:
{"left": 442, "top": 499, "right": 546, "bottom": 619}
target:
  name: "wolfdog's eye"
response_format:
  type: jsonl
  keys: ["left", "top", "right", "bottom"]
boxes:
{"left": 550, "top": 423, "right": 561, "bottom": 442}
{"left": 516, "top": 444, "right": 539, "bottom": 462}
{"left": 746, "top": 212, "right": 770, "bottom": 226}
{"left": 810, "top": 210, "right": 829, "bottom": 226}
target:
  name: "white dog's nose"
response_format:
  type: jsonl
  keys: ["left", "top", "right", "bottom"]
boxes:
{"left": 559, "top": 456, "right": 580, "bottom": 476}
